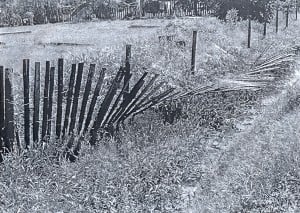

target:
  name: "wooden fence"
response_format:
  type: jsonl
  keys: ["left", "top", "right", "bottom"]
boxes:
{"left": 0, "top": 47, "right": 180, "bottom": 162}
{"left": 74, "top": 2, "right": 212, "bottom": 21}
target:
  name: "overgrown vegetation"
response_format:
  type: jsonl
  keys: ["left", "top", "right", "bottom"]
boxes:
{"left": 1, "top": 12, "right": 300, "bottom": 213}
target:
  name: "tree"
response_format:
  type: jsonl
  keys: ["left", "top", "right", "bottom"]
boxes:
{"left": 214, "top": 0, "right": 275, "bottom": 23}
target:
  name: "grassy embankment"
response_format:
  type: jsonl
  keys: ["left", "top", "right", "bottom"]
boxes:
{"left": 1, "top": 14, "right": 300, "bottom": 212}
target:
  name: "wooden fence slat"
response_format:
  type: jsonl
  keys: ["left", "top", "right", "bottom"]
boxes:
{"left": 62, "top": 64, "right": 77, "bottom": 137}
{"left": 83, "top": 68, "right": 106, "bottom": 134}
{"left": 125, "top": 45, "right": 131, "bottom": 94}
{"left": 23, "top": 59, "right": 30, "bottom": 149}
{"left": 121, "top": 74, "right": 159, "bottom": 121}
{"left": 111, "top": 72, "right": 148, "bottom": 125}
{"left": 33, "top": 62, "right": 40, "bottom": 143}
{"left": 77, "top": 64, "right": 96, "bottom": 134}
{"left": 4, "top": 69, "right": 14, "bottom": 152}
{"left": 89, "top": 68, "right": 124, "bottom": 145}
{"left": 41, "top": 61, "right": 50, "bottom": 140}
{"left": 47, "top": 67, "right": 55, "bottom": 137}
{"left": 103, "top": 73, "right": 132, "bottom": 126}
{"left": 69, "top": 63, "right": 84, "bottom": 135}
{"left": 0, "top": 66, "right": 4, "bottom": 155}
{"left": 56, "top": 58, "right": 64, "bottom": 138}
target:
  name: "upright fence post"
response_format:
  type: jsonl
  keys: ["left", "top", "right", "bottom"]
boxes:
{"left": 23, "top": 59, "right": 30, "bottom": 149}
{"left": 5, "top": 69, "right": 14, "bottom": 152}
{"left": 33, "top": 62, "right": 40, "bottom": 143}
{"left": 56, "top": 58, "right": 64, "bottom": 139}
{"left": 125, "top": 44, "right": 131, "bottom": 94}
{"left": 296, "top": 0, "right": 298, "bottom": 20}
{"left": 191, "top": 30, "right": 197, "bottom": 75}
{"left": 286, "top": 6, "right": 289, "bottom": 28}
{"left": 248, "top": 19, "right": 251, "bottom": 48}
{"left": 276, "top": 7, "right": 279, "bottom": 33}
{"left": 0, "top": 66, "right": 4, "bottom": 156}
{"left": 41, "top": 61, "right": 50, "bottom": 140}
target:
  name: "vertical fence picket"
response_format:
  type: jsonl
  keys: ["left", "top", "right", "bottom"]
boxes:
{"left": 56, "top": 58, "right": 64, "bottom": 138}
{"left": 83, "top": 68, "right": 106, "bottom": 134}
{"left": 125, "top": 45, "right": 131, "bottom": 93}
{"left": 5, "top": 69, "right": 14, "bottom": 152}
{"left": 41, "top": 61, "right": 50, "bottom": 140}
{"left": 69, "top": 63, "right": 84, "bottom": 135}
{"left": 62, "top": 64, "right": 77, "bottom": 137}
{"left": 47, "top": 67, "right": 55, "bottom": 137}
{"left": 77, "top": 64, "right": 96, "bottom": 134}
{"left": 33, "top": 62, "right": 40, "bottom": 143}
{"left": 23, "top": 59, "right": 30, "bottom": 149}
{"left": 0, "top": 66, "right": 4, "bottom": 156}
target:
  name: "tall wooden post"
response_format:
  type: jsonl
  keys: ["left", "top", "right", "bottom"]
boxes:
{"left": 191, "top": 30, "right": 197, "bottom": 75}
{"left": 276, "top": 7, "right": 279, "bottom": 33}
{"left": 286, "top": 6, "right": 289, "bottom": 28}
{"left": 296, "top": 0, "right": 298, "bottom": 20}
{"left": 248, "top": 19, "right": 251, "bottom": 48}
{"left": 0, "top": 66, "right": 4, "bottom": 155}
{"left": 23, "top": 59, "right": 30, "bottom": 149}
{"left": 263, "top": 22, "right": 267, "bottom": 37}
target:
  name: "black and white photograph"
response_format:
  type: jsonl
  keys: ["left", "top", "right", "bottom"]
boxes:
{"left": 0, "top": 0, "right": 300, "bottom": 212}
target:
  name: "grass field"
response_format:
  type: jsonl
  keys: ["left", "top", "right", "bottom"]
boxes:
{"left": 1, "top": 14, "right": 300, "bottom": 212}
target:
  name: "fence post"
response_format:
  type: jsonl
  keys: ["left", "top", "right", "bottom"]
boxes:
{"left": 0, "top": 66, "right": 4, "bottom": 155}
{"left": 125, "top": 45, "right": 131, "bottom": 94}
{"left": 56, "top": 58, "right": 64, "bottom": 139}
{"left": 263, "top": 22, "right": 267, "bottom": 37}
{"left": 296, "top": 0, "right": 298, "bottom": 20}
{"left": 286, "top": 6, "right": 289, "bottom": 28}
{"left": 5, "top": 69, "right": 14, "bottom": 152}
{"left": 248, "top": 19, "right": 251, "bottom": 48}
{"left": 276, "top": 7, "right": 279, "bottom": 33}
{"left": 62, "top": 64, "right": 77, "bottom": 137}
{"left": 33, "top": 62, "right": 40, "bottom": 143}
{"left": 41, "top": 61, "right": 50, "bottom": 140}
{"left": 191, "top": 30, "right": 197, "bottom": 75}
{"left": 47, "top": 67, "right": 55, "bottom": 137}
{"left": 23, "top": 59, "right": 30, "bottom": 149}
